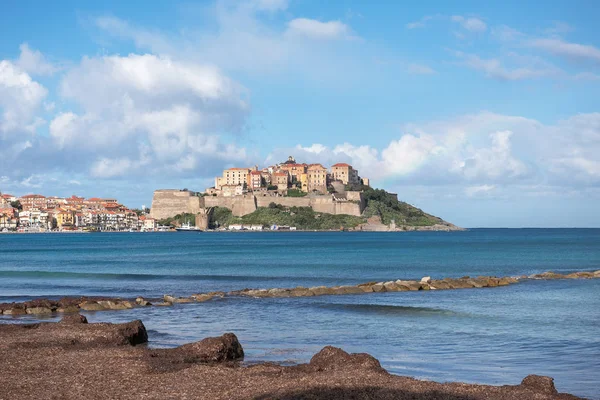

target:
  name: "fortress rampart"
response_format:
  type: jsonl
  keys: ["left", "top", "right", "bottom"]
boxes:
{"left": 150, "top": 190, "right": 364, "bottom": 220}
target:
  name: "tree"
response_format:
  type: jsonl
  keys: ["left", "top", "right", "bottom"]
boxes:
{"left": 10, "top": 200, "right": 22, "bottom": 211}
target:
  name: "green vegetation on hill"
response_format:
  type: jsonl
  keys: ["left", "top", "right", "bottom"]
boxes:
{"left": 158, "top": 213, "right": 197, "bottom": 227}
{"left": 210, "top": 205, "right": 364, "bottom": 230}
{"left": 361, "top": 187, "right": 445, "bottom": 226}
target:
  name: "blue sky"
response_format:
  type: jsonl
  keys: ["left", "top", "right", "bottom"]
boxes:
{"left": 1, "top": 0, "right": 599, "bottom": 227}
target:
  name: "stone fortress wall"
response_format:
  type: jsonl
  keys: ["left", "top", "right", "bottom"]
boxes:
{"left": 150, "top": 190, "right": 364, "bottom": 221}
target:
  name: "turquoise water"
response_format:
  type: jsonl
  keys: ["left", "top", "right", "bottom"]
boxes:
{"left": 1, "top": 230, "right": 599, "bottom": 398}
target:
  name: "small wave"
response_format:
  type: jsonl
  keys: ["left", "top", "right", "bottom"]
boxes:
{"left": 314, "top": 302, "right": 457, "bottom": 316}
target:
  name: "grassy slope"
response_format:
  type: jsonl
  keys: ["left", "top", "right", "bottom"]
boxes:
{"left": 361, "top": 187, "right": 446, "bottom": 227}
{"left": 210, "top": 187, "right": 450, "bottom": 229}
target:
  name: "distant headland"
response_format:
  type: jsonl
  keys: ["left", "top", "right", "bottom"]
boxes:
{"left": 150, "top": 156, "right": 462, "bottom": 232}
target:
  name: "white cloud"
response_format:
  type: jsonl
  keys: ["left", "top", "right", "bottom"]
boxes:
{"left": 0, "top": 60, "right": 47, "bottom": 137}
{"left": 273, "top": 111, "right": 600, "bottom": 193}
{"left": 16, "top": 43, "right": 59, "bottom": 76}
{"left": 528, "top": 38, "right": 600, "bottom": 63}
{"left": 296, "top": 143, "right": 327, "bottom": 154}
{"left": 451, "top": 16, "right": 487, "bottom": 32}
{"left": 48, "top": 53, "right": 250, "bottom": 178}
{"left": 286, "top": 18, "right": 353, "bottom": 40}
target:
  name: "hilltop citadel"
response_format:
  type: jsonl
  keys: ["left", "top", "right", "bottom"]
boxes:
{"left": 150, "top": 156, "right": 377, "bottom": 228}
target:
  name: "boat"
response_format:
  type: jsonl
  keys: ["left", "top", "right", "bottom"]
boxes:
{"left": 175, "top": 222, "right": 203, "bottom": 232}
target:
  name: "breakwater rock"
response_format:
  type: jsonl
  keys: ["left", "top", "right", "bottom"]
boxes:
{"left": 1, "top": 270, "right": 599, "bottom": 316}
{"left": 0, "top": 317, "right": 582, "bottom": 399}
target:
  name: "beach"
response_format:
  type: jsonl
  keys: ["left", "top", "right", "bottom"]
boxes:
{"left": 0, "top": 316, "right": 582, "bottom": 400}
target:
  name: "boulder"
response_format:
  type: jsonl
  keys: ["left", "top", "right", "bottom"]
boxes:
{"left": 371, "top": 283, "right": 386, "bottom": 293}
{"left": 79, "top": 301, "right": 107, "bottom": 311}
{"left": 395, "top": 280, "right": 421, "bottom": 291}
{"left": 59, "top": 314, "right": 88, "bottom": 324}
{"left": 332, "top": 286, "right": 364, "bottom": 295}
{"left": 309, "top": 286, "right": 335, "bottom": 296}
{"left": 420, "top": 276, "right": 432, "bottom": 284}
{"left": 175, "top": 333, "right": 244, "bottom": 362}
{"left": 245, "top": 289, "right": 270, "bottom": 298}
{"left": 98, "top": 300, "right": 134, "bottom": 310}
{"left": 429, "top": 280, "right": 451, "bottom": 290}
{"left": 288, "top": 288, "right": 315, "bottom": 297}
{"left": 497, "top": 277, "right": 512, "bottom": 286}
{"left": 466, "top": 279, "right": 483, "bottom": 288}
{"left": 358, "top": 284, "right": 374, "bottom": 293}
{"left": 191, "top": 294, "right": 215, "bottom": 302}
{"left": 566, "top": 271, "right": 595, "bottom": 279}
{"left": 116, "top": 320, "right": 148, "bottom": 346}
{"left": 164, "top": 295, "right": 194, "bottom": 303}
{"left": 135, "top": 297, "right": 152, "bottom": 306}
{"left": 309, "top": 346, "right": 383, "bottom": 372}
{"left": 0, "top": 319, "right": 147, "bottom": 347}
{"left": 24, "top": 299, "right": 57, "bottom": 309}
{"left": 486, "top": 277, "right": 499, "bottom": 287}
{"left": 26, "top": 307, "right": 53, "bottom": 315}
{"left": 268, "top": 288, "right": 291, "bottom": 298}
{"left": 3, "top": 308, "right": 27, "bottom": 315}
{"left": 154, "top": 302, "right": 173, "bottom": 307}
{"left": 520, "top": 375, "right": 557, "bottom": 395}
{"left": 383, "top": 281, "right": 399, "bottom": 292}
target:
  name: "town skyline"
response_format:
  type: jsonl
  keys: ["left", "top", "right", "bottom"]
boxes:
{"left": 1, "top": 1, "right": 599, "bottom": 227}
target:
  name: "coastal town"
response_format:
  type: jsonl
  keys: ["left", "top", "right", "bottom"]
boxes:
{"left": 0, "top": 157, "right": 371, "bottom": 233}
{"left": 0, "top": 193, "right": 157, "bottom": 233}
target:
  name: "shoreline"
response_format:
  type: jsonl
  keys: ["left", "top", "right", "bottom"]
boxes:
{"left": 2, "top": 269, "right": 598, "bottom": 316}
{"left": 0, "top": 316, "right": 582, "bottom": 399}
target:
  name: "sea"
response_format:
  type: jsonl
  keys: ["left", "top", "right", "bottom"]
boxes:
{"left": 1, "top": 229, "right": 599, "bottom": 399}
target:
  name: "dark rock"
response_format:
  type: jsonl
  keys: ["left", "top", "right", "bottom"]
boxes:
{"left": 168, "top": 333, "right": 244, "bottom": 363}
{"left": 24, "top": 299, "right": 57, "bottom": 310}
{"left": 59, "top": 314, "right": 88, "bottom": 324}
{"left": 26, "top": 307, "right": 53, "bottom": 315}
{"left": 520, "top": 375, "right": 557, "bottom": 395}
{"left": 117, "top": 320, "right": 148, "bottom": 346}
{"left": 309, "top": 346, "right": 384, "bottom": 373}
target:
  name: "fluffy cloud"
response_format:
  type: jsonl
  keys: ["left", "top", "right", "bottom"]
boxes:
{"left": 0, "top": 60, "right": 47, "bottom": 137}
{"left": 47, "top": 53, "right": 250, "bottom": 178}
{"left": 286, "top": 18, "right": 353, "bottom": 40}
{"left": 270, "top": 111, "right": 600, "bottom": 192}
{"left": 16, "top": 43, "right": 60, "bottom": 76}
